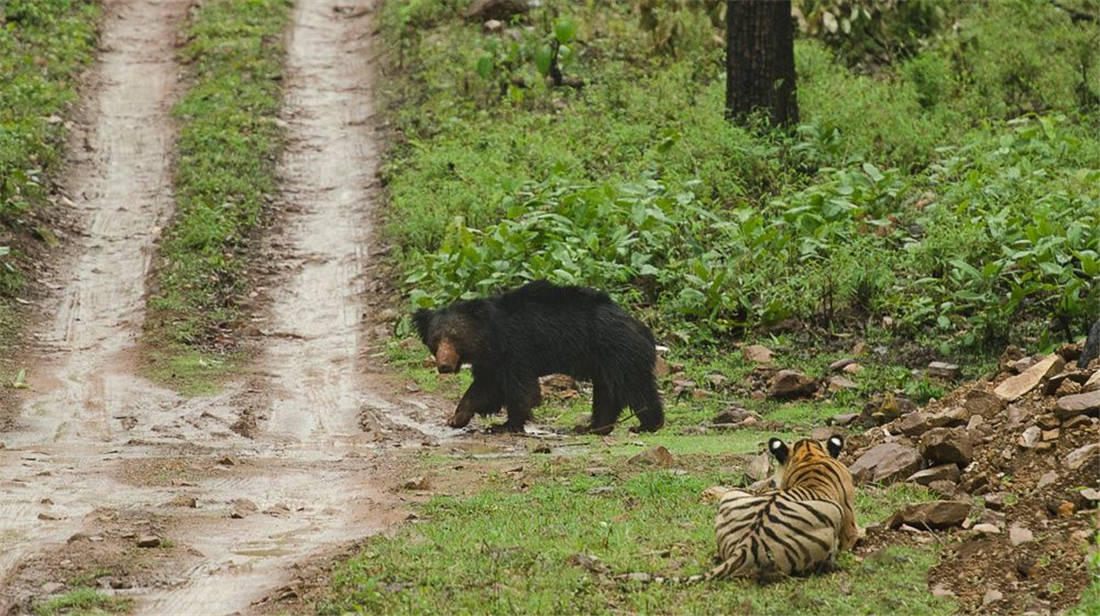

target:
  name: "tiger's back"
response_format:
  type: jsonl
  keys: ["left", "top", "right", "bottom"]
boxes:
{"left": 706, "top": 436, "right": 858, "bottom": 581}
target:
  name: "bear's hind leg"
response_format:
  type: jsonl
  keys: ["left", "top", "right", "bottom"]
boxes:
{"left": 629, "top": 379, "right": 664, "bottom": 433}
{"left": 587, "top": 379, "right": 623, "bottom": 435}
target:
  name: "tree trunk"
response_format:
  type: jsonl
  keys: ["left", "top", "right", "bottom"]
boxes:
{"left": 725, "top": 0, "right": 799, "bottom": 126}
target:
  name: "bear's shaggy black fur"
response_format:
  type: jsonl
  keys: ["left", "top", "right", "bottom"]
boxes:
{"left": 413, "top": 280, "right": 664, "bottom": 434}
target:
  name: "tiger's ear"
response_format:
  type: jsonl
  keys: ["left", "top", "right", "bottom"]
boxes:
{"left": 768, "top": 437, "right": 789, "bottom": 465}
{"left": 826, "top": 435, "right": 844, "bottom": 459}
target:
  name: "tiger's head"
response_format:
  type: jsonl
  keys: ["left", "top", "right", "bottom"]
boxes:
{"left": 767, "top": 435, "right": 846, "bottom": 489}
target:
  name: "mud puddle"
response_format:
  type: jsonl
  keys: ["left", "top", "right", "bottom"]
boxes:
{"left": 0, "top": 0, "right": 450, "bottom": 613}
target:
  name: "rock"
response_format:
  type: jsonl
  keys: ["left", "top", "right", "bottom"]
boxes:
{"left": 826, "top": 376, "right": 858, "bottom": 392}
{"left": 654, "top": 356, "right": 670, "bottom": 378}
{"left": 828, "top": 358, "right": 856, "bottom": 372}
{"left": 907, "top": 463, "right": 960, "bottom": 486}
{"left": 768, "top": 370, "right": 817, "bottom": 400}
{"left": 37, "top": 512, "right": 60, "bottom": 521}
{"left": 1005, "top": 404, "right": 1028, "bottom": 429}
{"left": 1084, "top": 370, "right": 1100, "bottom": 392}
{"left": 1018, "top": 426, "right": 1042, "bottom": 448}
{"left": 894, "top": 409, "right": 961, "bottom": 436}
{"left": 136, "top": 535, "right": 161, "bottom": 548}
{"left": 829, "top": 413, "right": 859, "bottom": 426}
{"left": 965, "top": 415, "right": 986, "bottom": 436}
{"left": 999, "top": 345, "right": 1026, "bottom": 371}
{"left": 618, "top": 572, "right": 652, "bottom": 583}
{"left": 862, "top": 393, "right": 917, "bottom": 426}
{"left": 541, "top": 374, "right": 578, "bottom": 391}
{"left": 704, "top": 373, "right": 729, "bottom": 389}
{"left": 745, "top": 453, "right": 771, "bottom": 482}
{"left": 403, "top": 476, "right": 430, "bottom": 490}
{"left": 982, "top": 589, "right": 1004, "bottom": 607}
{"left": 1057, "top": 342, "right": 1081, "bottom": 362}
{"left": 887, "top": 501, "right": 970, "bottom": 530}
{"left": 958, "top": 473, "right": 989, "bottom": 495}
{"left": 629, "top": 445, "right": 674, "bottom": 467}
{"left": 1036, "top": 414, "right": 1060, "bottom": 430}
{"left": 810, "top": 426, "right": 843, "bottom": 442}
{"left": 930, "top": 584, "right": 955, "bottom": 599}
{"left": 927, "top": 361, "right": 961, "bottom": 379}
{"left": 217, "top": 455, "right": 236, "bottom": 466}
{"left": 1064, "top": 415, "right": 1096, "bottom": 429}
{"left": 842, "top": 362, "right": 863, "bottom": 374}
{"left": 1065, "top": 443, "right": 1099, "bottom": 471}
{"left": 67, "top": 533, "right": 89, "bottom": 543}
{"left": 963, "top": 389, "right": 1005, "bottom": 419}
{"left": 230, "top": 498, "right": 259, "bottom": 518}
{"left": 41, "top": 582, "right": 64, "bottom": 594}
{"left": 1054, "top": 389, "right": 1100, "bottom": 420}
{"left": 163, "top": 495, "right": 197, "bottom": 508}
{"left": 1036, "top": 471, "right": 1058, "bottom": 490}
{"left": 1080, "top": 487, "right": 1100, "bottom": 503}
{"left": 927, "top": 480, "right": 957, "bottom": 496}
{"left": 994, "top": 354, "right": 1064, "bottom": 401}
{"left": 1041, "top": 428, "right": 1059, "bottom": 441}
{"left": 712, "top": 406, "right": 755, "bottom": 424}
{"left": 1009, "top": 524, "right": 1034, "bottom": 546}
{"left": 1055, "top": 378, "right": 1082, "bottom": 397}
{"left": 587, "top": 486, "right": 615, "bottom": 496}
{"left": 1012, "top": 357, "right": 1036, "bottom": 373}
{"left": 849, "top": 443, "right": 923, "bottom": 484}
{"left": 1045, "top": 369, "right": 1087, "bottom": 394}
{"left": 465, "top": 0, "right": 530, "bottom": 22}
{"left": 483, "top": 18, "right": 503, "bottom": 31}
{"left": 982, "top": 492, "right": 1014, "bottom": 510}
{"left": 972, "top": 523, "right": 1000, "bottom": 534}
{"left": 920, "top": 427, "right": 974, "bottom": 467}
{"left": 742, "top": 344, "right": 774, "bottom": 364}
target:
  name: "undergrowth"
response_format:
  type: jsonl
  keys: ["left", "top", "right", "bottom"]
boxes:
{"left": 380, "top": 0, "right": 1100, "bottom": 359}
{"left": 0, "top": 0, "right": 100, "bottom": 410}
{"left": 143, "top": 0, "right": 290, "bottom": 393}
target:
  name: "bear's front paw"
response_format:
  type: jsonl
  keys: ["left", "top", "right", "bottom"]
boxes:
{"left": 447, "top": 410, "right": 475, "bottom": 428}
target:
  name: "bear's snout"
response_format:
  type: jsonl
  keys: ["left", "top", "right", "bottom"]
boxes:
{"left": 435, "top": 338, "right": 460, "bottom": 373}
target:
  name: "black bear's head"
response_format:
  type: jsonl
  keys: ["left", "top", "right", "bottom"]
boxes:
{"left": 412, "top": 303, "right": 490, "bottom": 374}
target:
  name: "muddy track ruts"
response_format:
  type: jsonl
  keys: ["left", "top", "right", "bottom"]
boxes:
{"left": 0, "top": 0, "right": 452, "bottom": 613}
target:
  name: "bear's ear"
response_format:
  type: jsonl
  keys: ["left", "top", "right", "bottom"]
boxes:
{"left": 826, "top": 435, "right": 844, "bottom": 459}
{"left": 768, "top": 437, "right": 789, "bottom": 465}
{"left": 412, "top": 309, "right": 435, "bottom": 342}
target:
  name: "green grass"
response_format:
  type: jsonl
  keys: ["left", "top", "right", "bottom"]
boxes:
{"left": 0, "top": 0, "right": 101, "bottom": 409}
{"left": 33, "top": 588, "right": 132, "bottom": 616}
{"left": 143, "top": 0, "right": 290, "bottom": 392}
{"left": 321, "top": 451, "right": 952, "bottom": 615}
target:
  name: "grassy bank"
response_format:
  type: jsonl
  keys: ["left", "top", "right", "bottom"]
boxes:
{"left": 0, "top": 0, "right": 100, "bottom": 414}
{"left": 32, "top": 588, "right": 131, "bottom": 616}
{"left": 321, "top": 439, "right": 948, "bottom": 615}
{"left": 143, "top": 0, "right": 291, "bottom": 394}
{"left": 380, "top": 0, "right": 1099, "bottom": 364}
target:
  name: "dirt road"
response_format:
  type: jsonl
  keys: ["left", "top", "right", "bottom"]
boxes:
{"left": 0, "top": 0, "right": 448, "bottom": 613}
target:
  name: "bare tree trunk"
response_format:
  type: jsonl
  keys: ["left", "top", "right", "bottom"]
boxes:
{"left": 725, "top": 0, "right": 799, "bottom": 126}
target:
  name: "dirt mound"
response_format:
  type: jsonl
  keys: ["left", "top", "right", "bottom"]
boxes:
{"left": 843, "top": 346, "right": 1100, "bottom": 614}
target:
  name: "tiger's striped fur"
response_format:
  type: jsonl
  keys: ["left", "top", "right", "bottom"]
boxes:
{"left": 702, "top": 436, "right": 859, "bottom": 582}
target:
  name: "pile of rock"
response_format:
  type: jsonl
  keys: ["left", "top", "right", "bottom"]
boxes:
{"left": 840, "top": 343, "right": 1100, "bottom": 614}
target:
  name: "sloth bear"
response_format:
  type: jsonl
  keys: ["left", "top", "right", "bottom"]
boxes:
{"left": 412, "top": 280, "right": 664, "bottom": 434}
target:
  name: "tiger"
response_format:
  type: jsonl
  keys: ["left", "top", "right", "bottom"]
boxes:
{"left": 642, "top": 435, "right": 860, "bottom": 585}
